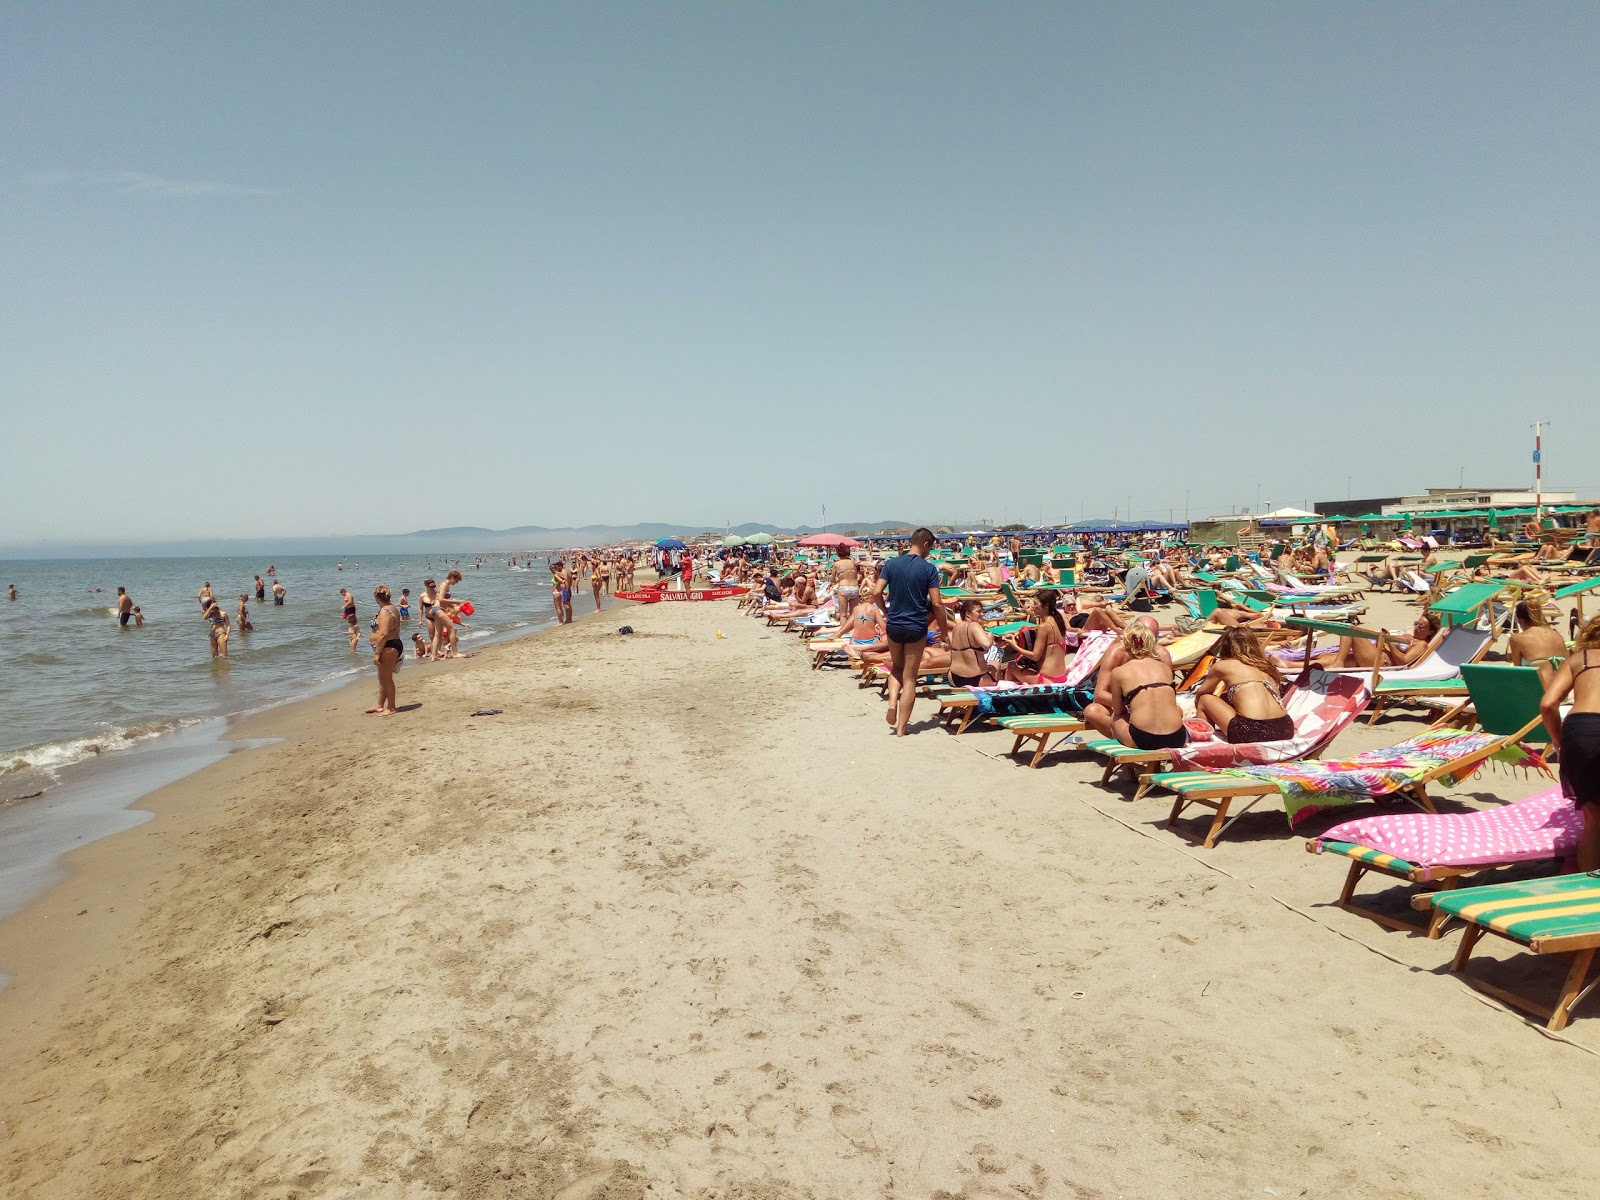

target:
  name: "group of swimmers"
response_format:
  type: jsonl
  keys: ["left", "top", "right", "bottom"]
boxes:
{"left": 190, "top": 576, "right": 287, "bottom": 657}
{"left": 547, "top": 551, "right": 639, "bottom": 623}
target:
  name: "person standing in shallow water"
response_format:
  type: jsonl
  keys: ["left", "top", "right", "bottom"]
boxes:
{"left": 205, "top": 601, "right": 230, "bottom": 658}
{"left": 340, "top": 588, "right": 359, "bottom": 652}
{"left": 116, "top": 586, "right": 133, "bottom": 628}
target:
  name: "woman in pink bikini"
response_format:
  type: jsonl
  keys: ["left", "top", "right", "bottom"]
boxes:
{"left": 1004, "top": 589, "right": 1070, "bottom": 684}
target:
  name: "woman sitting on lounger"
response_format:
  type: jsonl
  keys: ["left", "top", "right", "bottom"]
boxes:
{"left": 1096, "top": 622, "right": 1187, "bottom": 751}
{"left": 1508, "top": 598, "right": 1567, "bottom": 686}
{"left": 1315, "top": 611, "right": 1441, "bottom": 671}
{"left": 1004, "top": 589, "right": 1069, "bottom": 684}
{"left": 1194, "top": 628, "right": 1294, "bottom": 744}
{"left": 840, "top": 595, "right": 886, "bottom": 656}
{"left": 1540, "top": 614, "right": 1600, "bottom": 871}
{"left": 946, "top": 598, "right": 998, "bottom": 688}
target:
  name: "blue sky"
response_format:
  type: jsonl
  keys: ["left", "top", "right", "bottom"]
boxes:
{"left": 3, "top": 3, "right": 1597, "bottom": 542}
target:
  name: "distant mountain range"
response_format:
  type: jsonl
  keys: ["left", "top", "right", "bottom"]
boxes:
{"left": 0, "top": 520, "right": 918, "bottom": 560}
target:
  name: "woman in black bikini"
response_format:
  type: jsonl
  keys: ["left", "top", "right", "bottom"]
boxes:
{"left": 1541, "top": 615, "right": 1600, "bottom": 871}
{"left": 1102, "top": 622, "right": 1186, "bottom": 750}
{"left": 947, "top": 598, "right": 998, "bottom": 688}
{"left": 368, "top": 585, "right": 403, "bottom": 716}
{"left": 1195, "top": 628, "right": 1294, "bottom": 744}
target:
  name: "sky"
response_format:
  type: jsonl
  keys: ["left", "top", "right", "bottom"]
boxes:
{"left": 3, "top": 3, "right": 1598, "bottom": 544}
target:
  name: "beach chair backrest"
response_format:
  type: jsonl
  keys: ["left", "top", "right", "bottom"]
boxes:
{"left": 1434, "top": 626, "right": 1493, "bottom": 671}
{"left": 1195, "top": 588, "right": 1218, "bottom": 619}
{"left": 1461, "top": 663, "right": 1552, "bottom": 744}
{"left": 1063, "top": 630, "right": 1117, "bottom": 687}
{"left": 1429, "top": 581, "right": 1504, "bottom": 628}
{"left": 1281, "top": 669, "right": 1373, "bottom": 752}
{"left": 1224, "top": 555, "right": 1240, "bottom": 572}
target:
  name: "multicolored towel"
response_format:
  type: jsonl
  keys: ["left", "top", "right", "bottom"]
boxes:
{"left": 1310, "top": 785, "right": 1579, "bottom": 880}
{"left": 1165, "top": 669, "right": 1369, "bottom": 773}
{"left": 1232, "top": 728, "right": 1550, "bottom": 826}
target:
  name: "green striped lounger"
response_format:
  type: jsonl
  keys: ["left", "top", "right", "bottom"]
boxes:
{"left": 995, "top": 714, "right": 1087, "bottom": 768}
{"left": 1414, "top": 873, "right": 1600, "bottom": 1030}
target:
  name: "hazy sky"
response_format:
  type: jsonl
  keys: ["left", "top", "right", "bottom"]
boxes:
{"left": 4, "top": 3, "right": 1598, "bottom": 542}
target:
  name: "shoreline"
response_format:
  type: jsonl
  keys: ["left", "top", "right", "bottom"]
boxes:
{"left": 4, "top": 587, "right": 1599, "bottom": 1197}
{"left": 0, "top": 589, "right": 626, "bottom": 1015}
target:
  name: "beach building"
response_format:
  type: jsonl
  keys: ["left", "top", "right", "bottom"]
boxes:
{"left": 1315, "top": 486, "right": 1594, "bottom": 539}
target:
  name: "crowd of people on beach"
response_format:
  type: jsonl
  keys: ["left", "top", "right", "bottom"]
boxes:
{"left": 728, "top": 523, "right": 1600, "bottom": 882}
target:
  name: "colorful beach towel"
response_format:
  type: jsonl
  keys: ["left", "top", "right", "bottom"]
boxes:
{"left": 1232, "top": 728, "right": 1549, "bottom": 826}
{"left": 1310, "top": 785, "right": 1579, "bottom": 880}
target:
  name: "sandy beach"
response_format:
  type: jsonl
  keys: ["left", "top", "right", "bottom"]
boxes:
{"left": 3, "top": 590, "right": 1598, "bottom": 1199}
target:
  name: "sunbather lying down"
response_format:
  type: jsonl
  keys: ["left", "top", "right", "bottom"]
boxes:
{"left": 1311, "top": 611, "right": 1440, "bottom": 671}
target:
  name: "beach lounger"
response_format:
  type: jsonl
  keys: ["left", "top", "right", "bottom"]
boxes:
{"left": 997, "top": 713, "right": 1088, "bottom": 767}
{"left": 942, "top": 631, "right": 1116, "bottom": 741}
{"left": 1306, "top": 785, "right": 1580, "bottom": 935}
{"left": 1148, "top": 719, "right": 1547, "bottom": 849}
{"left": 1412, "top": 874, "right": 1600, "bottom": 1030}
{"left": 1359, "top": 625, "right": 1496, "bottom": 723}
{"left": 1079, "top": 668, "right": 1371, "bottom": 793}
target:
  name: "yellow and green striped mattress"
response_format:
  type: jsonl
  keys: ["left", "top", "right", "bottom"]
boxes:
{"left": 1429, "top": 874, "right": 1600, "bottom": 951}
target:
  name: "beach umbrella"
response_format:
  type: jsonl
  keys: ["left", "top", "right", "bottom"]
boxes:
{"left": 796, "top": 532, "right": 860, "bottom": 548}
{"left": 655, "top": 537, "right": 687, "bottom": 549}
{"left": 722, "top": 535, "right": 746, "bottom": 547}
{"left": 745, "top": 532, "right": 774, "bottom": 545}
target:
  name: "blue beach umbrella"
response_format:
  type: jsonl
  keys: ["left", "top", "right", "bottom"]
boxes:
{"left": 656, "top": 537, "right": 686, "bottom": 550}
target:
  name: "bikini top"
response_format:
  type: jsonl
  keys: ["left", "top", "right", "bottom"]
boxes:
{"left": 1222, "top": 676, "right": 1283, "bottom": 705}
{"left": 1123, "top": 680, "right": 1175, "bottom": 706}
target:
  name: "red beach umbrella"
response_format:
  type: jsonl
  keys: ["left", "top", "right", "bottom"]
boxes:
{"left": 796, "top": 533, "right": 861, "bottom": 548}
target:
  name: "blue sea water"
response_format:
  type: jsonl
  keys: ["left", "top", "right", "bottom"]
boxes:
{"left": 0, "top": 552, "right": 566, "bottom": 804}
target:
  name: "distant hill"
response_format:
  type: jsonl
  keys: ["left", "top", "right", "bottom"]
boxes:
{"left": 0, "top": 520, "right": 918, "bottom": 559}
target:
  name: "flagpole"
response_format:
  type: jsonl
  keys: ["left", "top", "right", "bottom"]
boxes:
{"left": 1532, "top": 420, "right": 1546, "bottom": 520}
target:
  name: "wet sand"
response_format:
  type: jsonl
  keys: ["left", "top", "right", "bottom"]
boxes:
{"left": 2, "top": 586, "right": 1597, "bottom": 1198}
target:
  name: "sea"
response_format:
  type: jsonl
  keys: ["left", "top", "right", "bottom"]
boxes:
{"left": 0, "top": 552, "right": 566, "bottom": 807}
{"left": 0, "top": 552, "right": 595, "bottom": 973}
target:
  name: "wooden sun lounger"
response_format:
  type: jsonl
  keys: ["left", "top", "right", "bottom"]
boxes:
{"left": 1152, "top": 716, "right": 1541, "bottom": 849}
{"left": 995, "top": 714, "right": 1087, "bottom": 767}
{"left": 1307, "top": 840, "right": 1521, "bottom": 936}
{"left": 1413, "top": 874, "right": 1600, "bottom": 1030}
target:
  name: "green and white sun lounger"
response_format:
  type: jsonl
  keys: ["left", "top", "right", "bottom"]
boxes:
{"left": 1414, "top": 873, "right": 1600, "bottom": 1030}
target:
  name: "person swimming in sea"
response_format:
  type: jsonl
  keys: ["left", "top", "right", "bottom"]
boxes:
{"left": 6, "top": 584, "right": 14, "bottom": 601}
